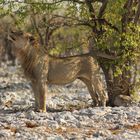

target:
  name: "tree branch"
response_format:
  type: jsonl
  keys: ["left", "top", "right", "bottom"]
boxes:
{"left": 2, "top": 0, "right": 84, "bottom": 5}
{"left": 102, "top": 19, "right": 120, "bottom": 32}
{"left": 122, "top": 0, "right": 133, "bottom": 32}
{"left": 134, "top": 1, "right": 140, "bottom": 24}
{"left": 85, "top": 0, "right": 99, "bottom": 33}
{"left": 98, "top": 0, "right": 108, "bottom": 18}
{"left": 85, "top": 0, "right": 96, "bottom": 19}
{"left": 30, "top": 7, "right": 44, "bottom": 46}
{"left": 52, "top": 14, "right": 94, "bottom": 27}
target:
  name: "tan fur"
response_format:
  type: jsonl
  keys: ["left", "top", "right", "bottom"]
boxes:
{"left": 8, "top": 31, "right": 107, "bottom": 112}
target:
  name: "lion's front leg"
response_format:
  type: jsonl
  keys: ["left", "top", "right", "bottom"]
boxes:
{"left": 38, "top": 82, "right": 47, "bottom": 112}
{"left": 31, "top": 81, "right": 39, "bottom": 111}
{"left": 31, "top": 81, "right": 47, "bottom": 112}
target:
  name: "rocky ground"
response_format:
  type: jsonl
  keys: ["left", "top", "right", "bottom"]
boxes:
{"left": 0, "top": 63, "right": 140, "bottom": 140}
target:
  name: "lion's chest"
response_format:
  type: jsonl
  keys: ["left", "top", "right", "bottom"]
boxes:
{"left": 47, "top": 58, "right": 81, "bottom": 85}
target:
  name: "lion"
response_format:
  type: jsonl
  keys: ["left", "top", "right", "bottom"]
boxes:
{"left": 8, "top": 31, "right": 107, "bottom": 112}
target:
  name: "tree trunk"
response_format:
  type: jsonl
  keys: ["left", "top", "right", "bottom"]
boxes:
{"left": 100, "top": 61, "right": 133, "bottom": 106}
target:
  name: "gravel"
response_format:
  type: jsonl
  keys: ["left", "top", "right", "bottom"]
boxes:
{"left": 0, "top": 64, "right": 140, "bottom": 140}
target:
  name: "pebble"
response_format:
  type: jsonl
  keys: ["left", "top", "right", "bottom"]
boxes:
{"left": 0, "top": 65, "right": 140, "bottom": 140}
{"left": 47, "top": 120, "right": 59, "bottom": 129}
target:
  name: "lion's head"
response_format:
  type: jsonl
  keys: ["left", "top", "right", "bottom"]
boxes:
{"left": 8, "top": 30, "right": 35, "bottom": 49}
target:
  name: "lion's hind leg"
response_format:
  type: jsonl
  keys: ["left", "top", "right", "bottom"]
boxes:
{"left": 91, "top": 74, "right": 107, "bottom": 107}
{"left": 79, "top": 76, "right": 107, "bottom": 107}
{"left": 79, "top": 77, "right": 100, "bottom": 106}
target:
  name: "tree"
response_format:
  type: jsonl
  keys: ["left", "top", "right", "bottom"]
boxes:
{"left": 57, "top": 0, "right": 140, "bottom": 106}
{"left": 0, "top": 0, "right": 140, "bottom": 106}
